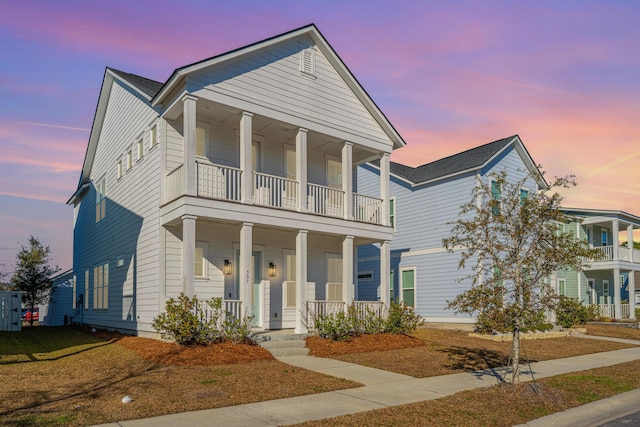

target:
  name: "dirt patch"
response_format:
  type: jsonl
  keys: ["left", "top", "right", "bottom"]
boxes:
{"left": 306, "top": 333, "right": 425, "bottom": 357}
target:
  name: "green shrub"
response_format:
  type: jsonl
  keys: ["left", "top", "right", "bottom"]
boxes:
{"left": 556, "top": 296, "right": 597, "bottom": 328}
{"left": 152, "top": 293, "right": 254, "bottom": 345}
{"left": 385, "top": 302, "right": 423, "bottom": 334}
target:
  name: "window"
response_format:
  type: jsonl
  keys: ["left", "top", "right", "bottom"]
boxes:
{"left": 558, "top": 279, "right": 566, "bottom": 296}
{"left": 285, "top": 145, "right": 296, "bottom": 180}
{"left": 326, "top": 157, "right": 342, "bottom": 189}
{"left": 401, "top": 268, "right": 415, "bottom": 307}
{"left": 195, "top": 242, "right": 208, "bottom": 278}
{"left": 149, "top": 125, "right": 157, "bottom": 148}
{"left": 126, "top": 149, "right": 132, "bottom": 170}
{"left": 390, "top": 269, "right": 395, "bottom": 303}
{"left": 117, "top": 159, "right": 123, "bottom": 179}
{"left": 95, "top": 177, "right": 106, "bottom": 223}
{"left": 300, "top": 48, "right": 315, "bottom": 76}
{"left": 491, "top": 180, "right": 501, "bottom": 216}
{"left": 390, "top": 197, "right": 396, "bottom": 230}
{"left": 357, "top": 271, "right": 373, "bottom": 281}
{"left": 84, "top": 270, "right": 89, "bottom": 309}
{"left": 196, "top": 125, "right": 206, "bottom": 157}
{"left": 72, "top": 275, "right": 77, "bottom": 310}
{"left": 252, "top": 140, "right": 262, "bottom": 172}
{"left": 326, "top": 254, "right": 343, "bottom": 301}
{"left": 520, "top": 188, "right": 529, "bottom": 205}
{"left": 137, "top": 138, "right": 144, "bottom": 160}
{"left": 93, "top": 262, "right": 109, "bottom": 309}
{"left": 601, "top": 229, "right": 608, "bottom": 246}
{"left": 284, "top": 251, "right": 296, "bottom": 309}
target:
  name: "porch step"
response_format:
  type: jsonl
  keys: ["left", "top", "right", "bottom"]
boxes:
{"left": 256, "top": 331, "right": 309, "bottom": 357}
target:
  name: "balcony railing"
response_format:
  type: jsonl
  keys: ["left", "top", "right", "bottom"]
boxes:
{"left": 585, "top": 245, "right": 640, "bottom": 264}
{"left": 354, "top": 193, "right": 383, "bottom": 224}
{"left": 253, "top": 172, "right": 299, "bottom": 210}
{"left": 590, "top": 303, "right": 631, "bottom": 319}
{"left": 308, "top": 183, "right": 344, "bottom": 218}
{"left": 166, "top": 164, "right": 185, "bottom": 202}
{"left": 197, "top": 162, "right": 242, "bottom": 202}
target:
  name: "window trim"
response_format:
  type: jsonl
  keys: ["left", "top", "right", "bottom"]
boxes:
{"left": 399, "top": 266, "right": 416, "bottom": 307}
{"left": 84, "top": 270, "right": 89, "bottom": 309}
{"left": 195, "top": 241, "right": 208, "bottom": 279}
{"left": 558, "top": 278, "right": 566, "bottom": 296}
{"left": 196, "top": 121, "right": 209, "bottom": 158}
{"left": 93, "top": 261, "right": 109, "bottom": 310}
{"left": 491, "top": 179, "right": 502, "bottom": 216}
{"left": 283, "top": 249, "right": 296, "bottom": 309}
{"left": 149, "top": 124, "right": 157, "bottom": 149}
{"left": 137, "top": 137, "right": 144, "bottom": 161}
{"left": 325, "top": 252, "right": 343, "bottom": 301}
{"left": 389, "top": 196, "right": 396, "bottom": 231}
{"left": 95, "top": 176, "right": 106, "bottom": 223}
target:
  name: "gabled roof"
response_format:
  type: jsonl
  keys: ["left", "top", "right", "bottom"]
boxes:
{"left": 372, "top": 135, "right": 547, "bottom": 189}
{"left": 109, "top": 69, "right": 163, "bottom": 98}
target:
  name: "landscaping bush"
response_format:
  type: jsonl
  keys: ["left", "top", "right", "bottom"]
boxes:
{"left": 152, "top": 293, "right": 254, "bottom": 345}
{"left": 555, "top": 296, "right": 597, "bottom": 328}
{"left": 312, "top": 301, "right": 423, "bottom": 341}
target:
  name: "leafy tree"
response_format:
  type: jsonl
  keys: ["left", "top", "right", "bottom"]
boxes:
{"left": 443, "top": 170, "right": 602, "bottom": 383}
{"left": 10, "top": 237, "right": 60, "bottom": 326}
{"left": 621, "top": 241, "right": 640, "bottom": 250}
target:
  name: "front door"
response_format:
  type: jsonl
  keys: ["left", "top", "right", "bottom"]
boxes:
{"left": 588, "top": 278, "right": 596, "bottom": 304}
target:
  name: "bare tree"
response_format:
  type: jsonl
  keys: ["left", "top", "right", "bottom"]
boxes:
{"left": 443, "top": 170, "right": 601, "bottom": 383}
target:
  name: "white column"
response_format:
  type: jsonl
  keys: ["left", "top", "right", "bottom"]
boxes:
{"left": 296, "top": 128, "right": 308, "bottom": 213}
{"left": 628, "top": 224, "right": 634, "bottom": 262}
{"left": 629, "top": 271, "right": 636, "bottom": 320}
{"left": 342, "top": 235, "right": 354, "bottom": 304}
{"left": 342, "top": 142, "right": 353, "bottom": 220}
{"left": 612, "top": 220, "right": 619, "bottom": 260}
{"left": 614, "top": 267, "right": 622, "bottom": 319}
{"left": 576, "top": 223, "right": 582, "bottom": 301}
{"left": 240, "top": 112, "right": 253, "bottom": 204}
{"left": 239, "top": 222, "right": 253, "bottom": 315}
{"left": 295, "top": 230, "right": 308, "bottom": 334}
{"left": 183, "top": 95, "right": 197, "bottom": 196}
{"left": 182, "top": 214, "right": 197, "bottom": 297}
{"left": 380, "top": 153, "right": 390, "bottom": 226}
{"left": 380, "top": 240, "right": 391, "bottom": 306}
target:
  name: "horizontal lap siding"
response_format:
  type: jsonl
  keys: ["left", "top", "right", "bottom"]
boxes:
{"left": 191, "top": 37, "right": 389, "bottom": 144}
{"left": 165, "top": 119, "right": 183, "bottom": 172}
{"left": 74, "top": 79, "right": 160, "bottom": 332}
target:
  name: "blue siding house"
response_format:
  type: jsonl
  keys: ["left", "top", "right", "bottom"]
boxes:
{"left": 357, "top": 135, "right": 546, "bottom": 323}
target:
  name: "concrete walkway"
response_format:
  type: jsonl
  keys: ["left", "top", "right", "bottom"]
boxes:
{"left": 96, "top": 338, "right": 640, "bottom": 427}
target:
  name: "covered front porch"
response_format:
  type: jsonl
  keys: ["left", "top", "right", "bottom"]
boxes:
{"left": 161, "top": 218, "right": 391, "bottom": 333}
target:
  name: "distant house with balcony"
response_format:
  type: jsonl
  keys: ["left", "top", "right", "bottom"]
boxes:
{"left": 356, "top": 135, "right": 547, "bottom": 323}
{"left": 557, "top": 208, "right": 639, "bottom": 320}
{"left": 66, "top": 24, "right": 404, "bottom": 335}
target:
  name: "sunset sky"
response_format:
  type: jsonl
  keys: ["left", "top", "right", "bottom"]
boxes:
{"left": 1, "top": 0, "right": 639, "bottom": 273}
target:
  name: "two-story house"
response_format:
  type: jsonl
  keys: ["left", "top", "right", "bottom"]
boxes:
{"left": 557, "top": 208, "right": 639, "bottom": 320}
{"left": 67, "top": 24, "right": 404, "bottom": 335}
{"left": 356, "top": 135, "right": 546, "bottom": 323}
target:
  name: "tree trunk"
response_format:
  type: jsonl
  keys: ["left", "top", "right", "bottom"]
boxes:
{"left": 511, "top": 326, "right": 520, "bottom": 383}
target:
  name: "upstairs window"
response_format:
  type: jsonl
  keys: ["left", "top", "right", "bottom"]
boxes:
{"left": 390, "top": 197, "right": 396, "bottom": 231}
{"left": 326, "top": 158, "right": 342, "bottom": 189}
{"left": 137, "top": 137, "right": 144, "bottom": 160}
{"left": 95, "top": 177, "right": 106, "bottom": 223}
{"left": 196, "top": 126, "right": 206, "bottom": 157}
{"left": 117, "top": 159, "right": 123, "bottom": 179}
{"left": 491, "top": 180, "right": 501, "bottom": 216}
{"left": 149, "top": 125, "right": 157, "bottom": 148}
{"left": 520, "top": 188, "right": 529, "bottom": 205}
{"left": 126, "top": 150, "right": 132, "bottom": 170}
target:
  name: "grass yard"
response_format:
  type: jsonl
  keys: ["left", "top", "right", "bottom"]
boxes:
{"left": 586, "top": 323, "right": 640, "bottom": 341}
{"left": 299, "top": 359, "right": 640, "bottom": 427}
{"left": 306, "top": 328, "right": 637, "bottom": 378}
{"left": 0, "top": 327, "right": 358, "bottom": 427}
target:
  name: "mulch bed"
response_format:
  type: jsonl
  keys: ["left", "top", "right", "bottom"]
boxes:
{"left": 306, "top": 333, "right": 425, "bottom": 356}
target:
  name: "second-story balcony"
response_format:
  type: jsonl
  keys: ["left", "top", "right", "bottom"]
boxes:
{"left": 587, "top": 245, "right": 640, "bottom": 264}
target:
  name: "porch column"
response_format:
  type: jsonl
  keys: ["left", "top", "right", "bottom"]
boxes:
{"left": 240, "top": 112, "right": 253, "bottom": 204}
{"left": 629, "top": 271, "right": 636, "bottom": 320}
{"left": 296, "top": 128, "right": 308, "bottom": 213}
{"left": 182, "top": 94, "right": 197, "bottom": 196}
{"left": 295, "top": 230, "right": 308, "bottom": 334}
{"left": 380, "top": 240, "right": 391, "bottom": 306}
{"left": 342, "top": 235, "right": 354, "bottom": 304}
{"left": 239, "top": 222, "right": 253, "bottom": 315}
{"left": 628, "top": 224, "right": 634, "bottom": 262}
{"left": 612, "top": 220, "right": 619, "bottom": 260}
{"left": 614, "top": 267, "right": 622, "bottom": 319}
{"left": 342, "top": 142, "right": 353, "bottom": 220}
{"left": 380, "top": 153, "right": 390, "bottom": 226}
{"left": 182, "top": 214, "right": 197, "bottom": 297}
{"left": 576, "top": 223, "right": 582, "bottom": 302}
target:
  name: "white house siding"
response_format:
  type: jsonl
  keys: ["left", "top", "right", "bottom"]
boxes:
{"left": 356, "top": 144, "right": 538, "bottom": 321}
{"left": 189, "top": 37, "right": 390, "bottom": 147}
{"left": 73, "top": 78, "right": 160, "bottom": 333}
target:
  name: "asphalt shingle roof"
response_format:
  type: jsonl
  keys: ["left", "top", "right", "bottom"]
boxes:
{"left": 378, "top": 136, "right": 517, "bottom": 185}
{"left": 109, "top": 68, "right": 164, "bottom": 98}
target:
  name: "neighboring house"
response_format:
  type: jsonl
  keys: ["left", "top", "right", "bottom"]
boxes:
{"left": 557, "top": 208, "right": 639, "bottom": 320}
{"left": 66, "top": 25, "right": 404, "bottom": 335}
{"left": 356, "top": 135, "right": 546, "bottom": 323}
{"left": 41, "top": 269, "right": 74, "bottom": 326}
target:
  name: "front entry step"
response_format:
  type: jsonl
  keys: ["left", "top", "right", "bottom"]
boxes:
{"left": 255, "top": 330, "right": 309, "bottom": 357}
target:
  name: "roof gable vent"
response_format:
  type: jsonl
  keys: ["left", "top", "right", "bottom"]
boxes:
{"left": 300, "top": 48, "right": 315, "bottom": 77}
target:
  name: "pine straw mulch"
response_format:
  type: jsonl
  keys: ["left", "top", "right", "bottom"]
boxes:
{"left": 306, "top": 328, "right": 638, "bottom": 378}
{"left": 586, "top": 323, "right": 640, "bottom": 341}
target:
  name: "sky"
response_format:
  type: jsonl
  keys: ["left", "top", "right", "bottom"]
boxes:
{"left": 1, "top": 0, "right": 640, "bottom": 275}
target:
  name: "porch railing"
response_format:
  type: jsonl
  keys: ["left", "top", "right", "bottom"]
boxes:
{"left": 306, "top": 300, "right": 387, "bottom": 330}
{"left": 619, "top": 248, "right": 640, "bottom": 263}
{"left": 353, "top": 193, "right": 383, "bottom": 224}
{"left": 308, "top": 183, "right": 344, "bottom": 218}
{"left": 197, "top": 162, "right": 242, "bottom": 202}
{"left": 224, "top": 299, "right": 243, "bottom": 321}
{"left": 166, "top": 164, "right": 185, "bottom": 202}
{"left": 253, "top": 172, "right": 299, "bottom": 210}
{"left": 352, "top": 301, "right": 386, "bottom": 319}
{"left": 590, "top": 303, "right": 631, "bottom": 319}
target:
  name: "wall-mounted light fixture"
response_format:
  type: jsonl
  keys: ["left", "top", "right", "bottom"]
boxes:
{"left": 268, "top": 262, "right": 276, "bottom": 277}
{"left": 224, "top": 259, "right": 232, "bottom": 275}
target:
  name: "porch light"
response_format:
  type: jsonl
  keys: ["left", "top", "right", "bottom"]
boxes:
{"left": 224, "top": 260, "right": 232, "bottom": 275}
{"left": 269, "top": 262, "right": 277, "bottom": 277}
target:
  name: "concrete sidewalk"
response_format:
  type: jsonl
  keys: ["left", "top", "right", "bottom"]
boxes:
{"left": 96, "top": 342, "right": 640, "bottom": 427}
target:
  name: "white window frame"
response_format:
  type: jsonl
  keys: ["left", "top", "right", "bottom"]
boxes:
{"left": 149, "top": 124, "right": 157, "bottom": 149}
{"left": 84, "top": 270, "right": 90, "bottom": 309}
{"left": 126, "top": 149, "right": 132, "bottom": 170}
{"left": 72, "top": 275, "right": 77, "bottom": 310}
{"left": 326, "top": 155, "right": 342, "bottom": 190}
{"left": 400, "top": 266, "right": 416, "bottom": 307}
{"left": 558, "top": 278, "right": 566, "bottom": 296}
{"left": 325, "top": 253, "right": 343, "bottom": 301}
{"left": 603, "top": 279, "right": 610, "bottom": 304}
{"left": 196, "top": 121, "right": 209, "bottom": 158}
{"left": 601, "top": 228, "right": 609, "bottom": 246}
{"left": 93, "top": 261, "right": 109, "bottom": 310}
{"left": 284, "top": 144, "right": 296, "bottom": 180}
{"left": 95, "top": 176, "right": 106, "bottom": 223}
{"left": 195, "top": 241, "right": 208, "bottom": 279}
{"left": 283, "top": 249, "right": 296, "bottom": 309}
{"left": 390, "top": 196, "right": 396, "bottom": 231}
{"left": 117, "top": 159, "right": 123, "bottom": 180}
{"left": 137, "top": 137, "right": 144, "bottom": 161}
